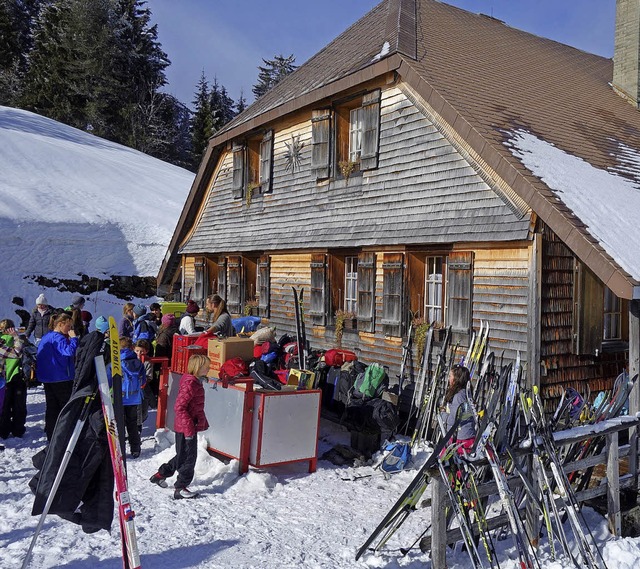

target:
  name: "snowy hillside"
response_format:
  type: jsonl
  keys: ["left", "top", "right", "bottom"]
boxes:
{"left": 0, "top": 105, "right": 194, "bottom": 321}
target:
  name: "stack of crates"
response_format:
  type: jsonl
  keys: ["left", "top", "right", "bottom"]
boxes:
{"left": 172, "top": 335, "right": 206, "bottom": 374}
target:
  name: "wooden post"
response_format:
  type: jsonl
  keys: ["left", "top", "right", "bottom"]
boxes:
{"left": 606, "top": 431, "right": 621, "bottom": 536}
{"left": 431, "top": 472, "right": 447, "bottom": 569}
{"left": 630, "top": 299, "right": 640, "bottom": 488}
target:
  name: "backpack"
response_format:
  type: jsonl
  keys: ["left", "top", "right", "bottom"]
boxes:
{"left": 133, "top": 317, "right": 156, "bottom": 343}
{"left": 380, "top": 441, "right": 411, "bottom": 475}
{"left": 353, "top": 363, "right": 388, "bottom": 400}
{"left": 121, "top": 358, "right": 145, "bottom": 404}
{"left": 324, "top": 349, "right": 357, "bottom": 367}
{"left": 219, "top": 357, "right": 249, "bottom": 381}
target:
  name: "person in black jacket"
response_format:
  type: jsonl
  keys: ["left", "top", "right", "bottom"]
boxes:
{"left": 25, "top": 294, "right": 54, "bottom": 346}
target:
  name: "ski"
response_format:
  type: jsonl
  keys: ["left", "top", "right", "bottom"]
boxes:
{"left": 291, "top": 286, "right": 308, "bottom": 371}
{"left": 397, "top": 321, "right": 413, "bottom": 393}
{"left": 94, "top": 317, "right": 141, "bottom": 569}
{"left": 355, "top": 417, "right": 461, "bottom": 560}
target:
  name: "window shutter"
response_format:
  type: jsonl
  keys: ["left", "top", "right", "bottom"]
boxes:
{"left": 227, "top": 256, "right": 242, "bottom": 315}
{"left": 360, "top": 89, "right": 381, "bottom": 171}
{"left": 232, "top": 143, "right": 245, "bottom": 199}
{"left": 258, "top": 255, "right": 271, "bottom": 318}
{"left": 194, "top": 257, "right": 206, "bottom": 308}
{"left": 357, "top": 252, "right": 376, "bottom": 333}
{"left": 447, "top": 252, "right": 473, "bottom": 338}
{"left": 217, "top": 257, "right": 227, "bottom": 301}
{"left": 572, "top": 260, "right": 604, "bottom": 355}
{"left": 311, "top": 110, "right": 331, "bottom": 180}
{"left": 309, "top": 253, "right": 327, "bottom": 325}
{"left": 260, "top": 130, "right": 274, "bottom": 193}
{"left": 382, "top": 252, "right": 404, "bottom": 337}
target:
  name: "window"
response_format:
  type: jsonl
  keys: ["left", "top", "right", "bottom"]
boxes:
{"left": 382, "top": 253, "right": 404, "bottom": 337}
{"left": 446, "top": 252, "right": 473, "bottom": 339}
{"left": 603, "top": 287, "right": 621, "bottom": 341}
{"left": 344, "top": 256, "right": 358, "bottom": 312}
{"left": 231, "top": 130, "right": 273, "bottom": 199}
{"left": 424, "top": 256, "right": 445, "bottom": 325}
{"left": 348, "top": 108, "right": 364, "bottom": 163}
{"left": 310, "top": 89, "right": 381, "bottom": 182}
{"left": 217, "top": 255, "right": 263, "bottom": 316}
{"left": 193, "top": 257, "right": 206, "bottom": 308}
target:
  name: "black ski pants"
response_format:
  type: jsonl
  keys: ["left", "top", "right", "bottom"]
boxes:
{"left": 124, "top": 404, "right": 141, "bottom": 454}
{"left": 158, "top": 433, "right": 197, "bottom": 488}
{"left": 0, "top": 376, "right": 27, "bottom": 438}
{"left": 43, "top": 380, "right": 73, "bottom": 441}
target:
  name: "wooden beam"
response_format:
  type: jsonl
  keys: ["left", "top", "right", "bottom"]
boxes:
{"left": 630, "top": 299, "right": 640, "bottom": 488}
{"left": 431, "top": 475, "right": 447, "bottom": 569}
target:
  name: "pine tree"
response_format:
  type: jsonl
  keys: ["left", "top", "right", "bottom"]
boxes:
{"left": 190, "top": 71, "right": 213, "bottom": 166}
{"left": 236, "top": 89, "right": 247, "bottom": 114}
{"left": 252, "top": 53, "right": 297, "bottom": 99}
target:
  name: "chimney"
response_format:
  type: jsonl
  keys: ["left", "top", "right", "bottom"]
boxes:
{"left": 613, "top": 0, "right": 640, "bottom": 107}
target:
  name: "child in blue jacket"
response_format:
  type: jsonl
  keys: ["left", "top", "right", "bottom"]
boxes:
{"left": 108, "top": 337, "right": 146, "bottom": 458}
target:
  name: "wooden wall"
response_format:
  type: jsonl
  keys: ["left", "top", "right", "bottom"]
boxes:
{"left": 540, "top": 224, "right": 627, "bottom": 402}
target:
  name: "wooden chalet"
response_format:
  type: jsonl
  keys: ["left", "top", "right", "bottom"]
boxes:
{"left": 158, "top": 0, "right": 640, "bottom": 409}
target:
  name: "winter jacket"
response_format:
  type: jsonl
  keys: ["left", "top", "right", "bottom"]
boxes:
{"left": 154, "top": 324, "right": 178, "bottom": 360}
{"left": 25, "top": 306, "right": 54, "bottom": 342}
{"left": 445, "top": 389, "right": 476, "bottom": 441}
{"left": 36, "top": 331, "right": 78, "bottom": 383}
{"left": 0, "top": 334, "right": 23, "bottom": 381}
{"left": 179, "top": 314, "right": 196, "bottom": 335}
{"left": 173, "top": 374, "right": 209, "bottom": 438}
{"left": 117, "top": 348, "right": 146, "bottom": 406}
{"left": 132, "top": 314, "right": 157, "bottom": 343}
{"left": 118, "top": 316, "right": 134, "bottom": 339}
{"left": 208, "top": 312, "right": 235, "bottom": 338}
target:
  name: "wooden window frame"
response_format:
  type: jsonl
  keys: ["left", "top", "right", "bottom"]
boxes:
{"left": 357, "top": 252, "right": 376, "bottom": 333}
{"left": 344, "top": 256, "right": 358, "bottom": 313}
{"left": 309, "top": 253, "right": 328, "bottom": 326}
{"left": 603, "top": 287, "right": 622, "bottom": 341}
{"left": 193, "top": 257, "right": 206, "bottom": 309}
{"left": 446, "top": 251, "right": 473, "bottom": 343}
{"left": 425, "top": 255, "right": 446, "bottom": 326}
{"left": 258, "top": 255, "right": 271, "bottom": 318}
{"left": 382, "top": 252, "right": 404, "bottom": 337}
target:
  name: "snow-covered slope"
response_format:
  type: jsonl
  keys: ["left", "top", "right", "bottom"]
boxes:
{"left": 0, "top": 106, "right": 194, "bottom": 321}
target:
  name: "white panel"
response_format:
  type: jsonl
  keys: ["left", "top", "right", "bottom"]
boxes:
{"left": 201, "top": 382, "right": 245, "bottom": 457}
{"left": 253, "top": 391, "right": 320, "bottom": 465}
{"left": 166, "top": 374, "right": 245, "bottom": 458}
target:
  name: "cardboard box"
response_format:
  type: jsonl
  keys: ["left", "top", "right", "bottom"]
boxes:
{"left": 207, "top": 336, "right": 254, "bottom": 378}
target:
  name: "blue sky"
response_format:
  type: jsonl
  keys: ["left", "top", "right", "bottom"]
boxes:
{"left": 147, "top": 0, "right": 616, "bottom": 109}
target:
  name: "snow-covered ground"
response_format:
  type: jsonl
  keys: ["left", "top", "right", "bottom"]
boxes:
{"left": 0, "top": 105, "right": 194, "bottom": 323}
{"left": 2, "top": 389, "right": 640, "bottom": 568}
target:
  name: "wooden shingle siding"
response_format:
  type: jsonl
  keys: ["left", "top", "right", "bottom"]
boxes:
{"left": 539, "top": 224, "right": 625, "bottom": 406}
{"left": 180, "top": 86, "right": 530, "bottom": 255}
{"left": 470, "top": 248, "right": 529, "bottom": 363}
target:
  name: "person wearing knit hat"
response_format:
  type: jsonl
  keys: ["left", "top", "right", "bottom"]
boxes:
{"left": 95, "top": 316, "right": 109, "bottom": 334}
{"left": 25, "top": 294, "right": 54, "bottom": 345}
{"left": 133, "top": 304, "right": 147, "bottom": 318}
{"left": 179, "top": 301, "right": 200, "bottom": 335}
{"left": 154, "top": 313, "right": 178, "bottom": 364}
{"left": 69, "top": 294, "right": 86, "bottom": 310}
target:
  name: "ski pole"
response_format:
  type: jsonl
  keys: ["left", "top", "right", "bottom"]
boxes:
{"left": 399, "top": 522, "right": 432, "bottom": 556}
{"left": 22, "top": 390, "right": 97, "bottom": 569}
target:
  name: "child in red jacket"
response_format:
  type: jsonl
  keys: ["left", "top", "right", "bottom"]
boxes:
{"left": 149, "top": 354, "right": 210, "bottom": 499}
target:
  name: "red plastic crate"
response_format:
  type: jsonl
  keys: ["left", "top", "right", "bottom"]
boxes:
{"left": 172, "top": 335, "right": 205, "bottom": 374}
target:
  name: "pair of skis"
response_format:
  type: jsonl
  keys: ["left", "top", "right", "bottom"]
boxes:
{"left": 292, "top": 286, "right": 308, "bottom": 374}
{"left": 22, "top": 319, "right": 141, "bottom": 569}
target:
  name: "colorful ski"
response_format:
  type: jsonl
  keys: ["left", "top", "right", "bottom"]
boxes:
{"left": 94, "top": 317, "right": 141, "bottom": 569}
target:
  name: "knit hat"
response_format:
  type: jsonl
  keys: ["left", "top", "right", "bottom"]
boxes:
{"left": 161, "top": 313, "right": 176, "bottom": 328}
{"left": 35, "top": 294, "right": 48, "bottom": 306}
{"left": 95, "top": 316, "right": 109, "bottom": 333}
{"left": 186, "top": 300, "right": 200, "bottom": 314}
{"left": 70, "top": 294, "right": 86, "bottom": 309}
{"left": 81, "top": 310, "right": 93, "bottom": 323}
{"left": 133, "top": 304, "right": 147, "bottom": 317}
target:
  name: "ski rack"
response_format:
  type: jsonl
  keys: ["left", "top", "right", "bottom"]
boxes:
{"left": 421, "top": 414, "right": 640, "bottom": 569}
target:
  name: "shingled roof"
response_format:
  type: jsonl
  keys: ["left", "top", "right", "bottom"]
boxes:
{"left": 161, "top": 0, "right": 640, "bottom": 299}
